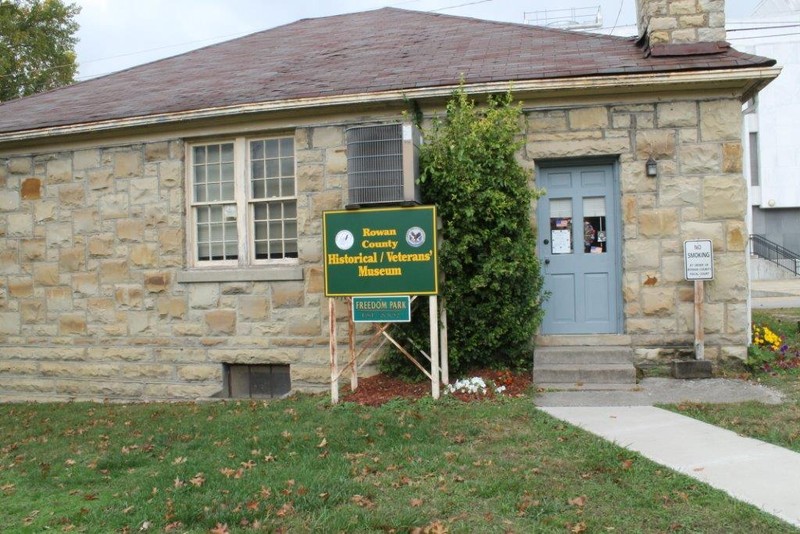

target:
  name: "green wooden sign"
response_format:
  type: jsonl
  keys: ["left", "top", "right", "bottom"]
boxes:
{"left": 352, "top": 296, "right": 411, "bottom": 322}
{"left": 323, "top": 206, "right": 438, "bottom": 297}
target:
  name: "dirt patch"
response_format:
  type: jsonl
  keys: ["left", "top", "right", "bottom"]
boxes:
{"left": 342, "top": 369, "right": 532, "bottom": 406}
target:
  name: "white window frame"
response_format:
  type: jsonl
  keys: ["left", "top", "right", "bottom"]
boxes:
{"left": 186, "top": 135, "right": 298, "bottom": 268}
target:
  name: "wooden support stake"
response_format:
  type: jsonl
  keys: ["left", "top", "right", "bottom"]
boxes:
{"left": 440, "top": 299, "right": 449, "bottom": 385}
{"left": 429, "top": 296, "right": 440, "bottom": 399}
{"left": 347, "top": 297, "right": 357, "bottom": 391}
{"left": 329, "top": 298, "right": 339, "bottom": 404}
{"left": 694, "top": 280, "right": 704, "bottom": 360}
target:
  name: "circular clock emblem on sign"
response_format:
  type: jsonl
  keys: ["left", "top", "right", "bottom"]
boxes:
{"left": 405, "top": 227, "right": 426, "bottom": 248}
{"left": 334, "top": 229, "right": 354, "bottom": 250}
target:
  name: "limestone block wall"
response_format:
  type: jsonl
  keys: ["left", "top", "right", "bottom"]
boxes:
{"left": 523, "top": 96, "right": 749, "bottom": 362}
{"left": 0, "top": 125, "right": 358, "bottom": 401}
{"left": 0, "top": 96, "right": 751, "bottom": 401}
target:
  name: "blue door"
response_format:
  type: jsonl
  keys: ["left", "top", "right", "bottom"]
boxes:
{"left": 537, "top": 163, "right": 621, "bottom": 334}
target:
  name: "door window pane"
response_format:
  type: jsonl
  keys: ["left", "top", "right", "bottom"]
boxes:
{"left": 549, "top": 198, "right": 572, "bottom": 254}
{"left": 583, "top": 196, "right": 607, "bottom": 254}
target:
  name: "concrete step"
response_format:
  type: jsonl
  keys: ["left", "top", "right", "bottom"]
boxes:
{"left": 534, "top": 382, "right": 639, "bottom": 392}
{"left": 533, "top": 363, "right": 636, "bottom": 385}
{"left": 534, "top": 346, "right": 633, "bottom": 366}
{"left": 536, "top": 334, "right": 632, "bottom": 347}
{"left": 532, "top": 341, "right": 637, "bottom": 390}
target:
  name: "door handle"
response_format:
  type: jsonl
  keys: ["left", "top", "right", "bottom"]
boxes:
{"left": 543, "top": 239, "right": 549, "bottom": 245}
{"left": 544, "top": 259, "right": 550, "bottom": 265}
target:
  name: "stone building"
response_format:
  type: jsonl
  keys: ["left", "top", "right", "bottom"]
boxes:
{"left": 0, "top": 1, "right": 778, "bottom": 400}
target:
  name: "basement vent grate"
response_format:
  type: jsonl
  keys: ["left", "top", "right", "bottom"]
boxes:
{"left": 223, "top": 363, "right": 291, "bottom": 399}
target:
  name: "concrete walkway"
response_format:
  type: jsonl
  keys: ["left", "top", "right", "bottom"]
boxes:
{"left": 540, "top": 405, "right": 800, "bottom": 528}
{"left": 751, "top": 278, "right": 800, "bottom": 309}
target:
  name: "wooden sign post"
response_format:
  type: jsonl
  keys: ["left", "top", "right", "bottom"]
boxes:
{"left": 684, "top": 239, "right": 714, "bottom": 361}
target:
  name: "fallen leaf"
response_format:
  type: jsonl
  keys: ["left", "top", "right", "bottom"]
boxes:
{"left": 260, "top": 486, "right": 272, "bottom": 499}
{"left": 317, "top": 438, "right": 328, "bottom": 448}
{"left": 276, "top": 502, "right": 295, "bottom": 517}
{"left": 410, "top": 498, "right": 424, "bottom": 507}
{"left": 190, "top": 473, "right": 206, "bottom": 487}
{"left": 246, "top": 500, "right": 260, "bottom": 511}
{"left": 571, "top": 521, "right": 587, "bottom": 533}
{"left": 350, "top": 494, "right": 375, "bottom": 508}
{"left": 164, "top": 521, "right": 183, "bottom": 532}
{"left": 568, "top": 495, "right": 587, "bottom": 507}
{"left": 209, "top": 523, "right": 229, "bottom": 534}
{"left": 172, "top": 457, "right": 187, "bottom": 465}
{"left": 417, "top": 520, "right": 448, "bottom": 534}
{"left": 621, "top": 459, "right": 634, "bottom": 470}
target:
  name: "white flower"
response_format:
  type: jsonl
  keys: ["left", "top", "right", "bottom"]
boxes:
{"left": 444, "top": 376, "right": 505, "bottom": 396}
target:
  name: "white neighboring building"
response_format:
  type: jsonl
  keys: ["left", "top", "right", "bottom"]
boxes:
{"left": 730, "top": 0, "right": 800, "bottom": 256}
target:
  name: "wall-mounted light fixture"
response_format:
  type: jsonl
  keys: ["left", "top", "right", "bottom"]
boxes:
{"left": 646, "top": 156, "right": 658, "bottom": 177}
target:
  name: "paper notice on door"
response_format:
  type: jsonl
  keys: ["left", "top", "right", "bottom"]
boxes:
{"left": 551, "top": 229, "right": 571, "bottom": 254}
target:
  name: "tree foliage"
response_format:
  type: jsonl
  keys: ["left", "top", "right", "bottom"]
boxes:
{"left": 0, "top": 0, "right": 80, "bottom": 101}
{"left": 382, "top": 87, "right": 545, "bottom": 378}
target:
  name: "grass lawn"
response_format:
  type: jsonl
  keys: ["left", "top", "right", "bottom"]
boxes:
{"left": 1, "top": 393, "right": 797, "bottom": 533}
{"left": 664, "top": 308, "right": 800, "bottom": 455}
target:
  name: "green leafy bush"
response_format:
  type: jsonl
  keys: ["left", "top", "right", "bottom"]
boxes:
{"left": 381, "top": 87, "right": 545, "bottom": 378}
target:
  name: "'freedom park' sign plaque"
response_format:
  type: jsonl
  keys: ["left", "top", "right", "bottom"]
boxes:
{"left": 323, "top": 206, "right": 438, "bottom": 297}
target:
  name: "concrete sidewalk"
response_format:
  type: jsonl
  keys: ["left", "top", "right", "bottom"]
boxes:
{"left": 751, "top": 278, "right": 800, "bottom": 309}
{"left": 540, "top": 406, "right": 800, "bottom": 528}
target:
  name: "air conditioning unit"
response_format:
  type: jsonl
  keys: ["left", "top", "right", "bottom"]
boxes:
{"left": 346, "top": 123, "right": 421, "bottom": 208}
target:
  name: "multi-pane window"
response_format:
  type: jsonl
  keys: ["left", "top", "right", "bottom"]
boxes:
{"left": 250, "top": 138, "right": 298, "bottom": 260}
{"left": 189, "top": 136, "right": 297, "bottom": 266}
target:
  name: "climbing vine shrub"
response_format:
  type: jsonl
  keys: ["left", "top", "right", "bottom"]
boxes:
{"left": 381, "top": 87, "right": 545, "bottom": 378}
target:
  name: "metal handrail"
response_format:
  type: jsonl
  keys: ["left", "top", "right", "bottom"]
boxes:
{"left": 750, "top": 234, "right": 800, "bottom": 276}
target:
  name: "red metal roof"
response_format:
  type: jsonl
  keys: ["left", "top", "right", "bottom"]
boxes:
{"left": 0, "top": 8, "right": 776, "bottom": 136}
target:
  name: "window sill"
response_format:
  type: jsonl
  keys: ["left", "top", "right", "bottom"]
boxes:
{"left": 177, "top": 267, "right": 303, "bottom": 283}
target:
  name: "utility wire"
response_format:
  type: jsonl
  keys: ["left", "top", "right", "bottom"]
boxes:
{"left": 609, "top": 0, "right": 625, "bottom": 34}
{"left": 728, "top": 23, "right": 800, "bottom": 32}
{"left": 429, "top": 0, "right": 493, "bottom": 12}
{"left": 728, "top": 31, "right": 800, "bottom": 40}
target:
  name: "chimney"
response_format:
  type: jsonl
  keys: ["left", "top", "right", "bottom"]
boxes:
{"left": 636, "top": 0, "right": 727, "bottom": 54}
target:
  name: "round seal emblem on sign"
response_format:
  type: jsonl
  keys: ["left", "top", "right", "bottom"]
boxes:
{"left": 405, "top": 227, "right": 426, "bottom": 248}
{"left": 334, "top": 229, "right": 354, "bottom": 250}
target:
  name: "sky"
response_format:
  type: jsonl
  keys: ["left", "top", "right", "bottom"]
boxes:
{"left": 72, "top": 0, "right": 763, "bottom": 80}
